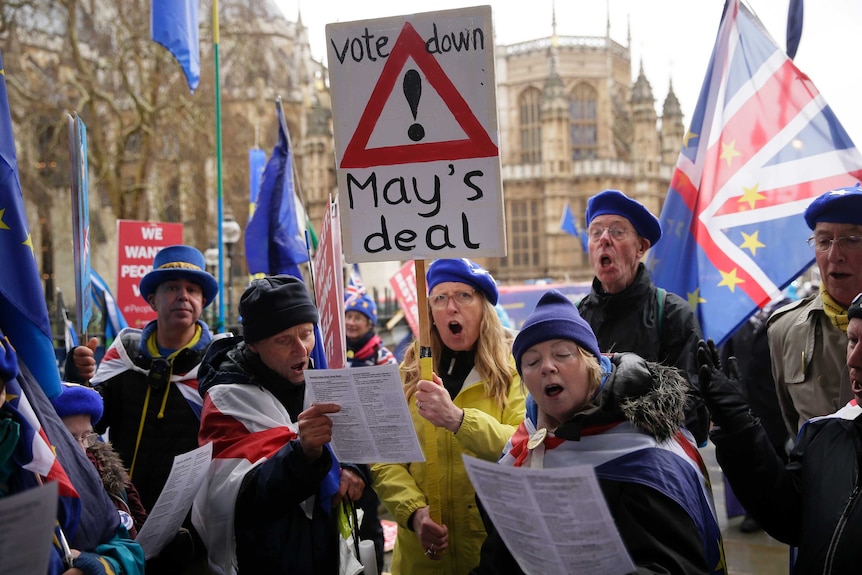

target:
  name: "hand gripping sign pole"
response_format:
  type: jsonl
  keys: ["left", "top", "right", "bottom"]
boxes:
{"left": 414, "top": 259, "right": 441, "bottom": 523}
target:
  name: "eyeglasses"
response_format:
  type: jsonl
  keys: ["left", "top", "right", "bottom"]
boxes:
{"left": 429, "top": 289, "right": 477, "bottom": 309}
{"left": 588, "top": 227, "right": 631, "bottom": 242}
{"left": 75, "top": 432, "right": 100, "bottom": 448}
{"left": 806, "top": 235, "right": 862, "bottom": 252}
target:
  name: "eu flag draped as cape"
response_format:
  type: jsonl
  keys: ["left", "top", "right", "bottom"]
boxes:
{"left": 646, "top": 0, "right": 862, "bottom": 346}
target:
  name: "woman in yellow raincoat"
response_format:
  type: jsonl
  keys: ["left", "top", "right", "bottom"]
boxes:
{"left": 371, "top": 258, "right": 526, "bottom": 575}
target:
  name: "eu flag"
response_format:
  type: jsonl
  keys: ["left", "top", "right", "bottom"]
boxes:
{"left": 0, "top": 50, "right": 63, "bottom": 398}
{"left": 560, "top": 202, "right": 588, "bottom": 252}
{"left": 646, "top": 0, "right": 862, "bottom": 346}
{"left": 245, "top": 101, "right": 308, "bottom": 280}
{"left": 151, "top": 0, "right": 200, "bottom": 93}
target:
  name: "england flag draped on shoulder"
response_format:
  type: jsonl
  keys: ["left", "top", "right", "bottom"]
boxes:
{"left": 646, "top": 0, "right": 862, "bottom": 346}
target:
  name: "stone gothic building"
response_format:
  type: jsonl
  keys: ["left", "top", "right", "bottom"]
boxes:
{"left": 482, "top": 16, "right": 684, "bottom": 284}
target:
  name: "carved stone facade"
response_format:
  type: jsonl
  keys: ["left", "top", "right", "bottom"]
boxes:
{"left": 484, "top": 26, "right": 683, "bottom": 284}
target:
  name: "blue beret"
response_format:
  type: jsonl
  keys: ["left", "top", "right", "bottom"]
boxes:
{"left": 51, "top": 382, "right": 104, "bottom": 425}
{"left": 586, "top": 189, "right": 662, "bottom": 245}
{"left": 345, "top": 293, "right": 378, "bottom": 324}
{"left": 139, "top": 245, "right": 219, "bottom": 308}
{"left": 512, "top": 290, "right": 601, "bottom": 375}
{"left": 803, "top": 184, "right": 862, "bottom": 230}
{"left": 426, "top": 258, "right": 498, "bottom": 306}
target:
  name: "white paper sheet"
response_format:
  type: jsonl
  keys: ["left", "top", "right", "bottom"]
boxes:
{"left": 136, "top": 442, "right": 213, "bottom": 559}
{"left": 463, "top": 455, "right": 636, "bottom": 575}
{"left": 305, "top": 364, "right": 425, "bottom": 463}
{"left": 0, "top": 480, "right": 58, "bottom": 575}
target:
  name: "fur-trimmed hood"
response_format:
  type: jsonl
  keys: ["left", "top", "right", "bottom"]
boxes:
{"left": 554, "top": 352, "right": 688, "bottom": 442}
{"left": 87, "top": 440, "right": 131, "bottom": 497}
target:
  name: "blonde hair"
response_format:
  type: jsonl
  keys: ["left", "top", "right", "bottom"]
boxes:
{"left": 402, "top": 297, "right": 516, "bottom": 409}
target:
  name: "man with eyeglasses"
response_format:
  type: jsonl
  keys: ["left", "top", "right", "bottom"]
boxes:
{"left": 767, "top": 184, "right": 862, "bottom": 435}
{"left": 577, "top": 189, "right": 710, "bottom": 445}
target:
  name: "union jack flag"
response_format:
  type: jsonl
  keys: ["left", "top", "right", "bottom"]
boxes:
{"left": 344, "top": 263, "right": 366, "bottom": 306}
{"left": 646, "top": 0, "right": 862, "bottom": 346}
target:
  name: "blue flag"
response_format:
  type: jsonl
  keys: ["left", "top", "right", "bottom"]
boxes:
{"left": 245, "top": 101, "right": 308, "bottom": 280}
{"left": 645, "top": 0, "right": 862, "bottom": 346}
{"left": 151, "top": 0, "right": 200, "bottom": 93}
{"left": 786, "top": 0, "right": 803, "bottom": 60}
{"left": 248, "top": 148, "right": 267, "bottom": 210}
{"left": 560, "top": 202, "right": 588, "bottom": 252}
{"left": 0, "top": 50, "right": 63, "bottom": 399}
{"left": 90, "top": 269, "right": 128, "bottom": 346}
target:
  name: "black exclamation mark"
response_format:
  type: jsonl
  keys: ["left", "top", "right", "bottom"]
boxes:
{"left": 403, "top": 69, "right": 425, "bottom": 142}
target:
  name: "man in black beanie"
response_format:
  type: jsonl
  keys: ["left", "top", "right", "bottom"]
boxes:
{"left": 192, "top": 275, "right": 370, "bottom": 575}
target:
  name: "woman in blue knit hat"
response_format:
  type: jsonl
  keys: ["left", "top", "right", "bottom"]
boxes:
{"left": 472, "top": 290, "right": 726, "bottom": 575}
{"left": 345, "top": 293, "right": 397, "bottom": 368}
{"left": 372, "top": 258, "right": 526, "bottom": 575}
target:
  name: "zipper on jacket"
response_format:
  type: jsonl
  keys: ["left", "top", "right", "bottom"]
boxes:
{"left": 822, "top": 478, "right": 861, "bottom": 574}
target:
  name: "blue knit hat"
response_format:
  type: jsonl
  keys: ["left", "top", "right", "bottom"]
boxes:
{"left": 803, "top": 184, "right": 862, "bottom": 230}
{"left": 345, "top": 293, "right": 378, "bottom": 324}
{"left": 512, "top": 290, "right": 601, "bottom": 375}
{"left": 139, "top": 245, "right": 219, "bottom": 308}
{"left": 51, "top": 382, "right": 104, "bottom": 425}
{"left": 586, "top": 189, "right": 662, "bottom": 245}
{"left": 426, "top": 258, "right": 498, "bottom": 305}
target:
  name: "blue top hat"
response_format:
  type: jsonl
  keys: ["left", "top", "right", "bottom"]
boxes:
{"left": 139, "top": 245, "right": 219, "bottom": 308}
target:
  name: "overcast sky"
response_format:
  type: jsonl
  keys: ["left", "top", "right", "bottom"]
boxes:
{"left": 275, "top": 0, "right": 862, "bottom": 146}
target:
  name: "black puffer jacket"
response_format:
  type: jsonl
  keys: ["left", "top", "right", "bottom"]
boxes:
{"left": 578, "top": 263, "right": 709, "bottom": 444}
{"left": 714, "top": 411, "right": 862, "bottom": 574}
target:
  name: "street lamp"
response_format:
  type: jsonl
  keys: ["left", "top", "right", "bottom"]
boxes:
{"left": 203, "top": 241, "right": 219, "bottom": 327}
{"left": 222, "top": 215, "right": 242, "bottom": 328}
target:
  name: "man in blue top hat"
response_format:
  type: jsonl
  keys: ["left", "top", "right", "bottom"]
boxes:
{"left": 767, "top": 184, "right": 862, "bottom": 435}
{"left": 577, "top": 189, "right": 709, "bottom": 445}
{"left": 65, "top": 244, "right": 225, "bottom": 574}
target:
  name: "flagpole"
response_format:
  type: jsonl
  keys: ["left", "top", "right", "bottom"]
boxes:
{"left": 213, "top": 0, "right": 226, "bottom": 332}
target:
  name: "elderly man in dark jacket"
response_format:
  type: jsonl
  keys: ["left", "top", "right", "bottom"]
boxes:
{"left": 699, "top": 292, "right": 862, "bottom": 574}
{"left": 193, "top": 275, "right": 369, "bottom": 575}
{"left": 577, "top": 189, "right": 709, "bottom": 444}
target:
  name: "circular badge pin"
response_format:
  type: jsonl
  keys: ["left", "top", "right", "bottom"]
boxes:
{"left": 527, "top": 428, "right": 547, "bottom": 450}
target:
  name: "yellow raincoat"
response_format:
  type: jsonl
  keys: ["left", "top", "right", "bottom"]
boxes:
{"left": 371, "top": 362, "right": 525, "bottom": 575}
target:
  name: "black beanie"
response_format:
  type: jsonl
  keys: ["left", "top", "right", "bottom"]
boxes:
{"left": 240, "top": 275, "right": 319, "bottom": 343}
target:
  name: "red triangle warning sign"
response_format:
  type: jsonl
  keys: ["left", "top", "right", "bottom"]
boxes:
{"left": 339, "top": 21, "right": 498, "bottom": 169}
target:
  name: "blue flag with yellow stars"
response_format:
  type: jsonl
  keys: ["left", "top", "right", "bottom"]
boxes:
{"left": 0, "top": 50, "right": 62, "bottom": 398}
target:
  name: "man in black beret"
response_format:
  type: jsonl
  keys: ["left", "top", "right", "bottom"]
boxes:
{"left": 577, "top": 189, "right": 710, "bottom": 445}
{"left": 768, "top": 183, "right": 862, "bottom": 435}
{"left": 192, "top": 274, "right": 370, "bottom": 575}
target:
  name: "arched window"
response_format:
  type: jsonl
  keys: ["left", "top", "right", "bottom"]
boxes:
{"left": 519, "top": 88, "right": 542, "bottom": 164}
{"left": 570, "top": 84, "right": 598, "bottom": 159}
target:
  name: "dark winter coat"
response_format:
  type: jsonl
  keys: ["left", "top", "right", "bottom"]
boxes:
{"left": 714, "top": 408, "right": 862, "bottom": 574}
{"left": 196, "top": 336, "right": 370, "bottom": 575}
{"left": 578, "top": 263, "right": 709, "bottom": 444}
